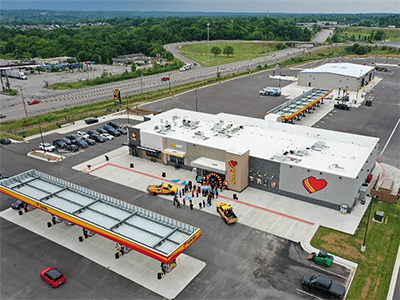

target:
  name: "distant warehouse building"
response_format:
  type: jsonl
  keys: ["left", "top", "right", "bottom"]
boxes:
{"left": 128, "top": 109, "right": 379, "bottom": 213}
{"left": 298, "top": 63, "right": 375, "bottom": 91}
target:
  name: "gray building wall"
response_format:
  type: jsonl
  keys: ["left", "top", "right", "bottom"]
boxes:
{"left": 298, "top": 72, "right": 359, "bottom": 91}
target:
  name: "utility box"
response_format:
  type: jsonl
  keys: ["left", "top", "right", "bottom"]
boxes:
{"left": 358, "top": 185, "right": 368, "bottom": 201}
{"left": 374, "top": 211, "right": 385, "bottom": 223}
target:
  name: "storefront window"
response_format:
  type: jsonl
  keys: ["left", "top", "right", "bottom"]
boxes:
{"left": 170, "top": 155, "right": 184, "bottom": 165}
{"left": 146, "top": 151, "right": 161, "bottom": 159}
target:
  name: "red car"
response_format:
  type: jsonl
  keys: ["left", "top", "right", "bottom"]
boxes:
{"left": 40, "top": 267, "right": 66, "bottom": 288}
{"left": 28, "top": 99, "right": 40, "bottom": 105}
{"left": 161, "top": 76, "right": 170, "bottom": 81}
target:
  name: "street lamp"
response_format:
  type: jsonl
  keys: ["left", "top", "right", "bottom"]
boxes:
{"left": 195, "top": 88, "right": 198, "bottom": 112}
{"left": 361, "top": 197, "right": 374, "bottom": 252}
{"left": 19, "top": 86, "right": 28, "bottom": 118}
{"left": 168, "top": 73, "right": 171, "bottom": 94}
{"left": 38, "top": 119, "right": 45, "bottom": 151}
{"left": 207, "top": 23, "right": 210, "bottom": 65}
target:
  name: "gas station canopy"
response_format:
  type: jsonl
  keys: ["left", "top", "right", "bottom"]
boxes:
{"left": 0, "top": 170, "right": 201, "bottom": 263}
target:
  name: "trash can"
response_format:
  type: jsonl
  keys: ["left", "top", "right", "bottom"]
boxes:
{"left": 130, "top": 163, "right": 134, "bottom": 168}
{"left": 162, "top": 172, "right": 166, "bottom": 178}
{"left": 340, "top": 205, "right": 347, "bottom": 215}
{"left": 374, "top": 211, "right": 384, "bottom": 222}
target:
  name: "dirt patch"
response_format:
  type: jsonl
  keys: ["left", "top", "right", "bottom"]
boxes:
{"left": 320, "top": 232, "right": 366, "bottom": 260}
{"left": 29, "top": 150, "right": 64, "bottom": 162}
{"left": 361, "top": 277, "right": 372, "bottom": 299}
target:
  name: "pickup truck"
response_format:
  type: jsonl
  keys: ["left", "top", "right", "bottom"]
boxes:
{"left": 147, "top": 183, "right": 178, "bottom": 196}
{"left": 301, "top": 274, "right": 346, "bottom": 299}
{"left": 259, "top": 87, "right": 281, "bottom": 96}
{"left": 216, "top": 202, "right": 238, "bottom": 224}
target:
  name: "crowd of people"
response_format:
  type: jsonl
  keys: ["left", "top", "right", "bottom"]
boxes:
{"left": 172, "top": 179, "right": 225, "bottom": 210}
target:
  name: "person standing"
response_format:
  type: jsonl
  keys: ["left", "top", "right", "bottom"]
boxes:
{"left": 215, "top": 189, "right": 219, "bottom": 198}
{"left": 199, "top": 202, "right": 202, "bottom": 209}
{"left": 177, "top": 201, "right": 181, "bottom": 208}
{"left": 183, "top": 198, "right": 186, "bottom": 206}
{"left": 202, "top": 199, "right": 206, "bottom": 208}
{"left": 189, "top": 199, "right": 193, "bottom": 210}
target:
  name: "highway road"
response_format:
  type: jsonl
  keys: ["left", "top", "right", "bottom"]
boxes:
{"left": 1, "top": 42, "right": 338, "bottom": 121}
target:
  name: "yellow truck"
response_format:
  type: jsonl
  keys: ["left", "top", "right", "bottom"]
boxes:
{"left": 147, "top": 183, "right": 178, "bottom": 196}
{"left": 216, "top": 202, "right": 238, "bottom": 224}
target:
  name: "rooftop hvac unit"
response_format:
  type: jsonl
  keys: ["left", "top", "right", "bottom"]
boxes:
{"left": 182, "top": 118, "right": 199, "bottom": 127}
{"left": 311, "top": 140, "right": 327, "bottom": 151}
{"left": 160, "top": 124, "right": 171, "bottom": 132}
{"left": 213, "top": 120, "right": 224, "bottom": 131}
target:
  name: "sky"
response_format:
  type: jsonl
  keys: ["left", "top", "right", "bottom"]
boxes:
{"left": 1, "top": 0, "right": 399, "bottom": 14}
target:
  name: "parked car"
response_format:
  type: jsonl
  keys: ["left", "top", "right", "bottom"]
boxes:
{"left": 103, "top": 125, "right": 114, "bottom": 131}
{"left": 28, "top": 99, "right": 40, "bottom": 105}
{"left": 117, "top": 128, "right": 127, "bottom": 135}
{"left": 301, "top": 274, "right": 346, "bottom": 299}
{"left": 0, "top": 138, "right": 11, "bottom": 145}
{"left": 53, "top": 139, "right": 67, "bottom": 148}
{"left": 96, "top": 128, "right": 107, "bottom": 134}
{"left": 87, "top": 129, "right": 100, "bottom": 136}
{"left": 107, "top": 128, "right": 121, "bottom": 137}
{"left": 84, "top": 138, "right": 96, "bottom": 146}
{"left": 90, "top": 134, "right": 105, "bottom": 143}
{"left": 107, "top": 121, "right": 122, "bottom": 129}
{"left": 84, "top": 118, "right": 99, "bottom": 125}
{"left": 65, "top": 144, "right": 79, "bottom": 152}
{"left": 72, "top": 139, "right": 88, "bottom": 148}
{"left": 0, "top": 114, "right": 6, "bottom": 119}
{"left": 77, "top": 131, "right": 90, "bottom": 139}
{"left": 59, "top": 137, "right": 72, "bottom": 145}
{"left": 66, "top": 134, "right": 81, "bottom": 140}
{"left": 39, "top": 142, "right": 56, "bottom": 152}
{"left": 101, "top": 133, "right": 114, "bottom": 141}
{"left": 334, "top": 103, "right": 350, "bottom": 110}
{"left": 40, "top": 267, "right": 66, "bottom": 288}
{"left": 161, "top": 76, "right": 170, "bottom": 81}
{"left": 11, "top": 200, "right": 24, "bottom": 210}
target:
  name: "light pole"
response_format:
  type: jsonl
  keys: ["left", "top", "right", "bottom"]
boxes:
{"left": 38, "top": 119, "right": 45, "bottom": 151}
{"left": 19, "top": 86, "right": 28, "bottom": 118}
{"left": 140, "top": 69, "right": 143, "bottom": 95}
{"left": 195, "top": 88, "right": 198, "bottom": 112}
{"left": 231, "top": 20, "right": 234, "bottom": 48}
{"left": 207, "top": 23, "right": 210, "bottom": 65}
{"left": 168, "top": 73, "right": 171, "bottom": 94}
{"left": 361, "top": 197, "right": 373, "bottom": 252}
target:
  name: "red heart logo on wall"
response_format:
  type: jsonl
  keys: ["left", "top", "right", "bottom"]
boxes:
{"left": 228, "top": 160, "right": 238, "bottom": 168}
{"left": 302, "top": 176, "right": 327, "bottom": 194}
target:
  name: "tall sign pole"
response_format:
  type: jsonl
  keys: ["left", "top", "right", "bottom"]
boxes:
{"left": 20, "top": 86, "right": 28, "bottom": 118}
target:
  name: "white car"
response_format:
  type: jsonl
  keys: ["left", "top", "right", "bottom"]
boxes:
{"left": 77, "top": 131, "right": 90, "bottom": 139}
{"left": 39, "top": 142, "right": 56, "bottom": 152}
{"left": 101, "top": 133, "right": 114, "bottom": 141}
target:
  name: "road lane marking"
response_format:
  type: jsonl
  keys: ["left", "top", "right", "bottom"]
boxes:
{"left": 380, "top": 117, "right": 400, "bottom": 155}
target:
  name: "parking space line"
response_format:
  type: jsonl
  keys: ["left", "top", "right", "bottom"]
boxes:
{"left": 285, "top": 221, "right": 297, "bottom": 237}
{"left": 269, "top": 216, "right": 282, "bottom": 232}
{"left": 380, "top": 117, "right": 400, "bottom": 155}
{"left": 310, "top": 265, "right": 348, "bottom": 279}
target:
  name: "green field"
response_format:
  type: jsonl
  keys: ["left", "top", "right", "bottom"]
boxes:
{"left": 181, "top": 41, "right": 290, "bottom": 67}
{"left": 311, "top": 199, "right": 400, "bottom": 300}
{"left": 342, "top": 27, "right": 400, "bottom": 42}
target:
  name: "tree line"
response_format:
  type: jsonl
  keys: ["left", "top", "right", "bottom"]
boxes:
{"left": 0, "top": 16, "right": 312, "bottom": 63}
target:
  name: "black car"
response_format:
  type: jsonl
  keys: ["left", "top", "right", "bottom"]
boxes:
{"left": 107, "top": 121, "right": 121, "bottom": 129}
{"left": 0, "top": 114, "right": 6, "bottom": 119}
{"left": 72, "top": 139, "right": 89, "bottom": 148}
{"left": 107, "top": 128, "right": 121, "bottom": 137}
{"left": 66, "top": 134, "right": 81, "bottom": 140}
{"left": 0, "top": 138, "right": 11, "bottom": 145}
{"left": 96, "top": 128, "right": 107, "bottom": 134}
{"left": 84, "top": 118, "right": 99, "bottom": 125}
{"left": 60, "top": 137, "right": 72, "bottom": 145}
{"left": 87, "top": 129, "right": 100, "bottom": 136}
{"left": 65, "top": 144, "right": 79, "bottom": 152}
{"left": 53, "top": 139, "right": 67, "bottom": 148}
{"left": 90, "top": 134, "right": 106, "bottom": 143}
{"left": 117, "top": 128, "right": 127, "bottom": 135}
{"left": 334, "top": 103, "right": 350, "bottom": 110}
{"left": 84, "top": 138, "right": 96, "bottom": 146}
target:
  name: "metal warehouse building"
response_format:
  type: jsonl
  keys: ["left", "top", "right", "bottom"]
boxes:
{"left": 128, "top": 109, "right": 379, "bottom": 212}
{"left": 297, "top": 63, "right": 375, "bottom": 91}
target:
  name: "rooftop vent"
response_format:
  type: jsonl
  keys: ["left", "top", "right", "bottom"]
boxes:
{"left": 311, "top": 140, "right": 327, "bottom": 151}
{"left": 213, "top": 120, "right": 224, "bottom": 131}
{"left": 182, "top": 118, "right": 199, "bottom": 127}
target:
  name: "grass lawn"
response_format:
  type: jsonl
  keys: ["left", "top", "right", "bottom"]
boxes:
{"left": 181, "top": 41, "right": 290, "bottom": 67}
{"left": 311, "top": 199, "right": 400, "bottom": 300}
{"left": 342, "top": 28, "right": 400, "bottom": 42}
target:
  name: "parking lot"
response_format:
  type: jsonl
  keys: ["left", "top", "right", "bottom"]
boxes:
{"left": 1, "top": 56, "right": 399, "bottom": 299}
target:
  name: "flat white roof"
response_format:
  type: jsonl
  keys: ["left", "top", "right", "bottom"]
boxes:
{"left": 299, "top": 63, "right": 375, "bottom": 78}
{"left": 135, "top": 109, "right": 379, "bottom": 178}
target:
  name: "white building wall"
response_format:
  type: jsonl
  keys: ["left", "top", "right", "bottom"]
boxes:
{"left": 140, "top": 132, "right": 163, "bottom": 151}
{"left": 298, "top": 72, "right": 359, "bottom": 91}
